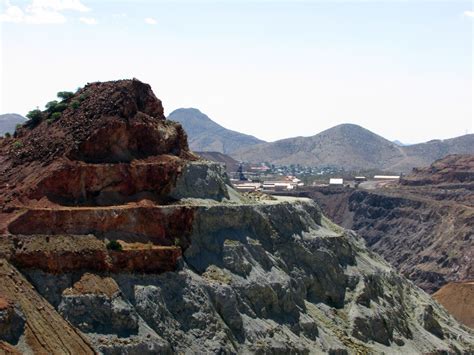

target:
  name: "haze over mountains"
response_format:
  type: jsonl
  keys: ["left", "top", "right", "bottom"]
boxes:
{"left": 170, "top": 108, "right": 474, "bottom": 173}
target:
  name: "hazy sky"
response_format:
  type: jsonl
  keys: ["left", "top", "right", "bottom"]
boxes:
{"left": 1, "top": 0, "right": 472, "bottom": 143}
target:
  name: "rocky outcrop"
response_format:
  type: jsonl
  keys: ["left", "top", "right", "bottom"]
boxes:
{"left": 0, "top": 80, "right": 473, "bottom": 353}
{"left": 400, "top": 154, "right": 474, "bottom": 186}
{"left": 18, "top": 199, "right": 474, "bottom": 353}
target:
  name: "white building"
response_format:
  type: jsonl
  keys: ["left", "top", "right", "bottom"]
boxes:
{"left": 373, "top": 175, "right": 400, "bottom": 180}
{"left": 233, "top": 182, "right": 262, "bottom": 192}
{"left": 329, "top": 178, "right": 344, "bottom": 185}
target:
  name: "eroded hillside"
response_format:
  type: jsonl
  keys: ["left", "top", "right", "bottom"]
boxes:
{"left": 308, "top": 155, "right": 474, "bottom": 326}
{"left": 0, "top": 81, "right": 472, "bottom": 354}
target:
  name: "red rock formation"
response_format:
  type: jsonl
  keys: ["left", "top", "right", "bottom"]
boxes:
{"left": 8, "top": 205, "right": 195, "bottom": 246}
{"left": 0, "top": 79, "right": 198, "bottom": 275}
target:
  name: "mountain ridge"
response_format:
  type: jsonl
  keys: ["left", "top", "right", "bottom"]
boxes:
{"left": 232, "top": 123, "right": 474, "bottom": 172}
{"left": 167, "top": 108, "right": 265, "bottom": 154}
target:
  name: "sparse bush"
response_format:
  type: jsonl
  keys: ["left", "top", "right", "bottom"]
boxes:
{"left": 106, "top": 240, "right": 123, "bottom": 251}
{"left": 45, "top": 100, "right": 59, "bottom": 112}
{"left": 12, "top": 141, "right": 22, "bottom": 149}
{"left": 26, "top": 109, "right": 43, "bottom": 125}
{"left": 4, "top": 132, "right": 11, "bottom": 138}
{"left": 57, "top": 91, "right": 74, "bottom": 101}
{"left": 71, "top": 100, "right": 80, "bottom": 110}
{"left": 15, "top": 123, "right": 22, "bottom": 130}
{"left": 46, "top": 100, "right": 68, "bottom": 114}
{"left": 53, "top": 102, "right": 68, "bottom": 112}
{"left": 79, "top": 93, "right": 88, "bottom": 102}
{"left": 51, "top": 112, "right": 62, "bottom": 121}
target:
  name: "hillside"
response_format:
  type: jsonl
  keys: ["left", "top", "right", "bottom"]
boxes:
{"left": 400, "top": 154, "right": 474, "bottom": 185}
{"left": 168, "top": 108, "right": 264, "bottom": 154}
{"left": 0, "top": 114, "right": 26, "bottom": 136}
{"left": 233, "top": 123, "right": 405, "bottom": 171}
{"left": 395, "top": 135, "right": 474, "bottom": 172}
{"left": 308, "top": 154, "right": 474, "bottom": 295}
{"left": 232, "top": 124, "right": 474, "bottom": 172}
{"left": 1, "top": 79, "right": 472, "bottom": 353}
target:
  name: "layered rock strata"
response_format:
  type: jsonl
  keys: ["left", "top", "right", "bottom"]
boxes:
{"left": 0, "top": 80, "right": 472, "bottom": 353}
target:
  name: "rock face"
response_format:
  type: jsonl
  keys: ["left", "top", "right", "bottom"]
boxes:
{"left": 308, "top": 180, "right": 473, "bottom": 294}
{"left": 308, "top": 155, "right": 474, "bottom": 294}
{"left": 0, "top": 80, "right": 473, "bottom": 353}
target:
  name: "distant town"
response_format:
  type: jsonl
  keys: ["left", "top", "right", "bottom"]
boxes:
{"left": 230, "top": 163, "right": 400, "bottom": 193}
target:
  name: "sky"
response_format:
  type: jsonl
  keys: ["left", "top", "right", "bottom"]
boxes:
{"left": 0, "top": 0, "right": 473, "bottom": 144}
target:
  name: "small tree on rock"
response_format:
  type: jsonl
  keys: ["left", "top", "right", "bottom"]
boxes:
{"left": 57, "top": 91, "right": 74, "bottom": 101}
{"left": 26, "top": 109, "right": 43, "bottom": 125}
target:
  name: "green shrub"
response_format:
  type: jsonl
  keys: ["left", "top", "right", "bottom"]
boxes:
{"left": 106, "top": 240, "right": 123, "bottom": 251}
{"left": 51, "top": 112, "right": 62, "bottom": 121}
{"left": 79, "top": 93, "right": 88, "bottom": 102}
{"left": 15, "top": 123, "right": 22, "bottom": 130}
{"left": 54, "top": 102, "right": 68, "bottom": 112}
{"left": 12, "top": 141, "right": 22, "bottom": 149}
{"left": 26, "top": 109, "right": 43, "bottom": 124}
{"left": 45, "top": 100, "right": 68, "bottom": 114}
{"left": 45, "top": 100, "right": 59, "bottom": 112}
{"left": 71, "top": 100, "right": 80, "bottom": 110}
{"left": 4, "top": 132, "right": 11, "bottom": 138}
{"left": 57, "top": 91, "right": 74, "bottom": 101}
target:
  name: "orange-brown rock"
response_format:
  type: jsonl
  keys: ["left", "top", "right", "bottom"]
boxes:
{"left": 8, "top": 235, "right": 109, "bottom": 274}
{"left": 0, "top": 260, "right": 95, "bottom": 354}
{"left": 0, "top": 79, "right": 197, "bottom": 210}
{"left": 0, "top": 341, "right": 21, "bottom": 355}
{"left": 28, "top": 155, "right": 184, "bottom": 206}
{"left": 63, "top": 273, "right": 121, "bottom": 298}
{"left": 0, "top": 296, "right": 11, "bottom": 311}
{"left": 5, "top": 235, "right": 183, "bottom": 274}
{"left": 8, "top": 205, "right": 195, "bottom": 246}
{"left": 433, "top": 281, "right": 474, "bottom": 328}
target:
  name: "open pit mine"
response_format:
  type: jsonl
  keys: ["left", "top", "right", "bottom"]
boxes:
{"left": 0, "top": 79, "right": 472, "bottom": 354}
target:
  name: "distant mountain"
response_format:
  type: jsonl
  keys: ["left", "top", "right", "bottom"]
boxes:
{"left": 232, "top": 124, "right": 474, "bottom": 173}
{"left": 398, "top": 136, "right": 474, "bottom": 171}
{"left": 232, "top": 124, "right": 405, "bottom": 171}
{"left": 0, "top": 113, "right": 26, "bottom": 136}
{"left": 167, "top": 108, "right": 265, "bottom": 154}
